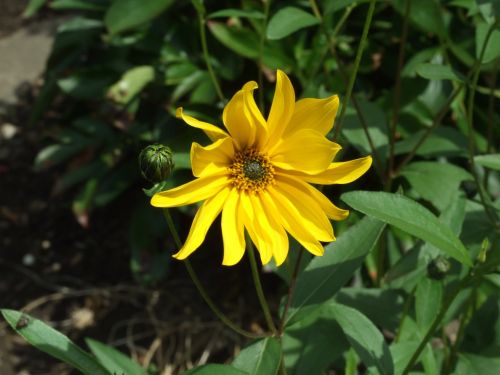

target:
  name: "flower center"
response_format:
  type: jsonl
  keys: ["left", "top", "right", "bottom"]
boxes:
{"left": 229, "top": 148, "right": 275, "bottom": 193}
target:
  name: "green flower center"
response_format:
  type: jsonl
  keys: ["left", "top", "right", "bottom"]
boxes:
{"left": 229, "top": 148, "right": 275, "bottom": 193}
{"left": 243, "top": 159, "right": 266, "bottom": 181}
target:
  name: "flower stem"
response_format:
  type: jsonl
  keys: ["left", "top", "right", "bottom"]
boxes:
{"left": 333, "top": 0, "right": 377, "bottom": 140}
{"left": 387, "top": 0, "right": 411, "bottom": 190}
{"left": 401, "top": 275, "right": 475, "bottom": 374}
{"left": 162, "top": 209, "right": 263, "bottom": 339}
{"left": 246, "top": 234, "right": 278, "bottom": 335}
{"left": 465, "top": 22, "right": 499, "bottom": 226}
{"left": 194, "top": 2, "right": 225, "bottom": 103}
{"left": 279, "top": 247, "right": 304, "bottom": 332}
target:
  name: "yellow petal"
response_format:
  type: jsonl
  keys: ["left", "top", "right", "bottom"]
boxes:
{"left": 249, "top": 193, "right": 289, "bottom": 266}
{"left": 264, "top": 187, "right": 325, "bottom": 256}
{"left": 221, "top": 189, "right": 246, "bottom": 266}
{"left": 285, "top": 95, "right": 339, "bottom": 137}
{"left": 173, "top": 187, "right": 230, "bottom": 260}
{"left": 266, "top": 70, "right": 295, "bottom": 145}
{"left": 288, "top": 156, "right": 373, "bottom": 185}
{"left": 151, "top": 173, "right": 228, "bottom": 207}
{"left": 176, "top": 107, "right": 228, "bottom": 142}
{"left": 222, "top": 81, "right": 267, "bottom": 150}
{"left": 191, "top": 137, "right": 234, "bottom": 178}
{"left": 239, "top": 192, "right": 273, "bottom": 264}
{"left": 274, "top": 176, "right": 335, "bottom": 242}
{"left": 258, "top": 191, "right": 289, "bottom": 266}
{"left": 270, "top": 129, "right": 341, "bottom": 174}
{"left": 276, "top": 173, "right": 349, "bottom": 221}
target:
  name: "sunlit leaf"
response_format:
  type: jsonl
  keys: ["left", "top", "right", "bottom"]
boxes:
{"left": 233, "top": 338, "right": 281, "bottom": 375}
{"left": 266, "top": 7, "right": 319, "bottom": 40}
{"left": 342, "top": 191, "right": 472, "bottom": 266}
{"left": 1, "top": 310, "right": 109, "bottom": 375}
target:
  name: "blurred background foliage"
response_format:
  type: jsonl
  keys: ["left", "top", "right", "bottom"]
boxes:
{"left": 11, "top": 0, "right": 500, "bottom": 372}
{"left": 26, "top": 0, "right": 500, "bottom": 288}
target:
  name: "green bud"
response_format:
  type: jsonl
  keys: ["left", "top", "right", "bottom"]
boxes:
{"left": 478, "top": 238, "right": 490, "bottom": 263}
{"left": 139, "top": 144, "right": 174, "bottom": 183}
{"left": 427, "top": 256, "right": 451, "bottom": 280}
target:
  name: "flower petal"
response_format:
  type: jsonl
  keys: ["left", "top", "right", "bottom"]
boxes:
{"left": 249, "top": 192, "right": 289, "bottom": 266}
{"left": 276, "top": 173, "right": 349, "bottom": 221}
{"left": 151, "top": 173, "right": 228, "bottom": 207}
{"left": 221, "top": 189, "right": 246, "bottom": 266}
{"left": 173, "top": 187, "right": 230, "bottom": 260}
{"left": 258, "top": 191, "right": 289, "bottom": 266}
{"left": 191, "top": 137, "right": 234, "bottom": 178}
{"left": 274, "top": 176, "right": 335, "bottom": 242}
{"left": 264, "top": 187, "right": 325, "bottom": 256}
{"left": 270, "top": 129, "right": 341, "bottom": 174}
{"left": 176, "top": 107, "right": 228, "bottom": 141}
{"left": 239, "top": 192, "right": 273, "bottom": 264}
{"left": 266, "top": 70, "right": 295, "bottom": 145}
{"left": 285, "top": 95, "right": 339, "bottom": 137}
{"left": 222, "top": 81, "right": 267, "bottom": 150}
{"left": 287, "top": 156, "right": 373, "bottom": 185}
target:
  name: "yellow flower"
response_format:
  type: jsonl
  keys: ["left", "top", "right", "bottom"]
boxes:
{"left": 152, "top": 70, "right": 372, "bottom": 266}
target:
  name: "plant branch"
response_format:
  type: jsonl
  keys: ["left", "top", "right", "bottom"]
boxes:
{"left": 162, "top": 209, "right": 263, "bottom": 339}
{"left": 246, "top": 235, "right": 278, "bottom": 335}
{"left": 333, "top": 0, "right": 377, "bottom": 140}
{"left": 194, "top": 2, "right": 225, "bottom": 102}
{"left": 387, "top": 0, "right": 411, "bottom": 189}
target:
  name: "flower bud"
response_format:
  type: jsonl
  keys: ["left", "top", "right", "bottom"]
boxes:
{"left": 139, "top": 144, "right": 174, "bottom": 183}
{"left": 427, "top": 256, "right": 451, "bottom": 280}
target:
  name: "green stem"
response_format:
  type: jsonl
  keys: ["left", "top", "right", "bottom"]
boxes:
{"left": 195, "top": 4, "right": 225, "bottom": 102}
{"left": 387, "top": 0, "right": 411, "bottom": 190}
{"left": 279, "top": 247, "right": 305, "bottom": 332}
{"left": 401, "top": 276, "right": 475, "bottom": 374}
{"left": 162, "top": 209, "right": 263, "bottom": 339}
{"left": 246, "top": 234, "right": 278, "bottom": 335}
{"left": 333, "top": 0, "right": 377, "bottom": 140}
{"left": 443, "top": 287, "right": 476, "bottom": 374}
{"left": 394, "top": 286, "right": 416, "bottom": 343}
{"left": 310, "top": 0, "right": 385, "bottom": 178}
{"left": 465, "top": 23, "right": 499, "bottom": 226}
{"left": 258, "top": 0, "right": 271, "bottom": 112}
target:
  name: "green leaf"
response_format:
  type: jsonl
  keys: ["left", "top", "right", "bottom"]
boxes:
{"left": 400, "top": 161, "right": 473, "bottom": 211}
{"left": 208, "top": 23, "right": 293, "bottom": 69}
{"left": 342, "top": 100, "right": 389, "bottom": 163}
{"left": 474, "top": 154, "right": 500, "bottom": 170}
{"left": 86, "top": 338, "right": 148, "bottom": 375}
{"left": 23, "top": 0, "right": 47, "bottom": 17}
{"left": 415, "top": 278, "right": 443, "bottom": 333}
{"left": 476, "top": 21, "right": 500, "bottom": 63}
{"left": 207, "top": 9, "right": 265, "bottom": 19}
{"left": 50, "top": 0, "right": 106, "bottom": 11}
{"left": 341, "top": 191, "right": 472, "bottom": 266}
{"left": 232, "top": 338, "right": 281, "bottom": 375}
{"left": 266, "top": 7, "right": 319, "bottom": 40}
{"left": 208, "top": 23, "right": 259, "bottom": 58}
{"left": 416, "top": 63, "right": 465, "bottom": 82}
{"left": 392, "top": 0, "right": 446, "bottom": 38}
{"left": 286, "top": 217, "right": 386, "bottom": 325}
{"left": 183, "top": 364, "right": 249, "bottom": 375}
{"left": 283, "top": 311, "right": 349, "bottom": 375}
{"left": 1, "top": 310, "right": 109, "bottom": 375}
{"left": 454, "top": 353, "right": 500, "bottom": 375}
{"left": 105, "top": 0, "right": 175, "bottom": 34}
{"left": 476, "top": 0, "right": 500, "bottom": 24}
{"left": 107, "top": 66, "right": 155, "bottom": 104}
{"left": 335, "top": 288, "right": 404, "bottom": 332}
{"left": 329, "top": 303, "right": 394, "bottom": 375}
